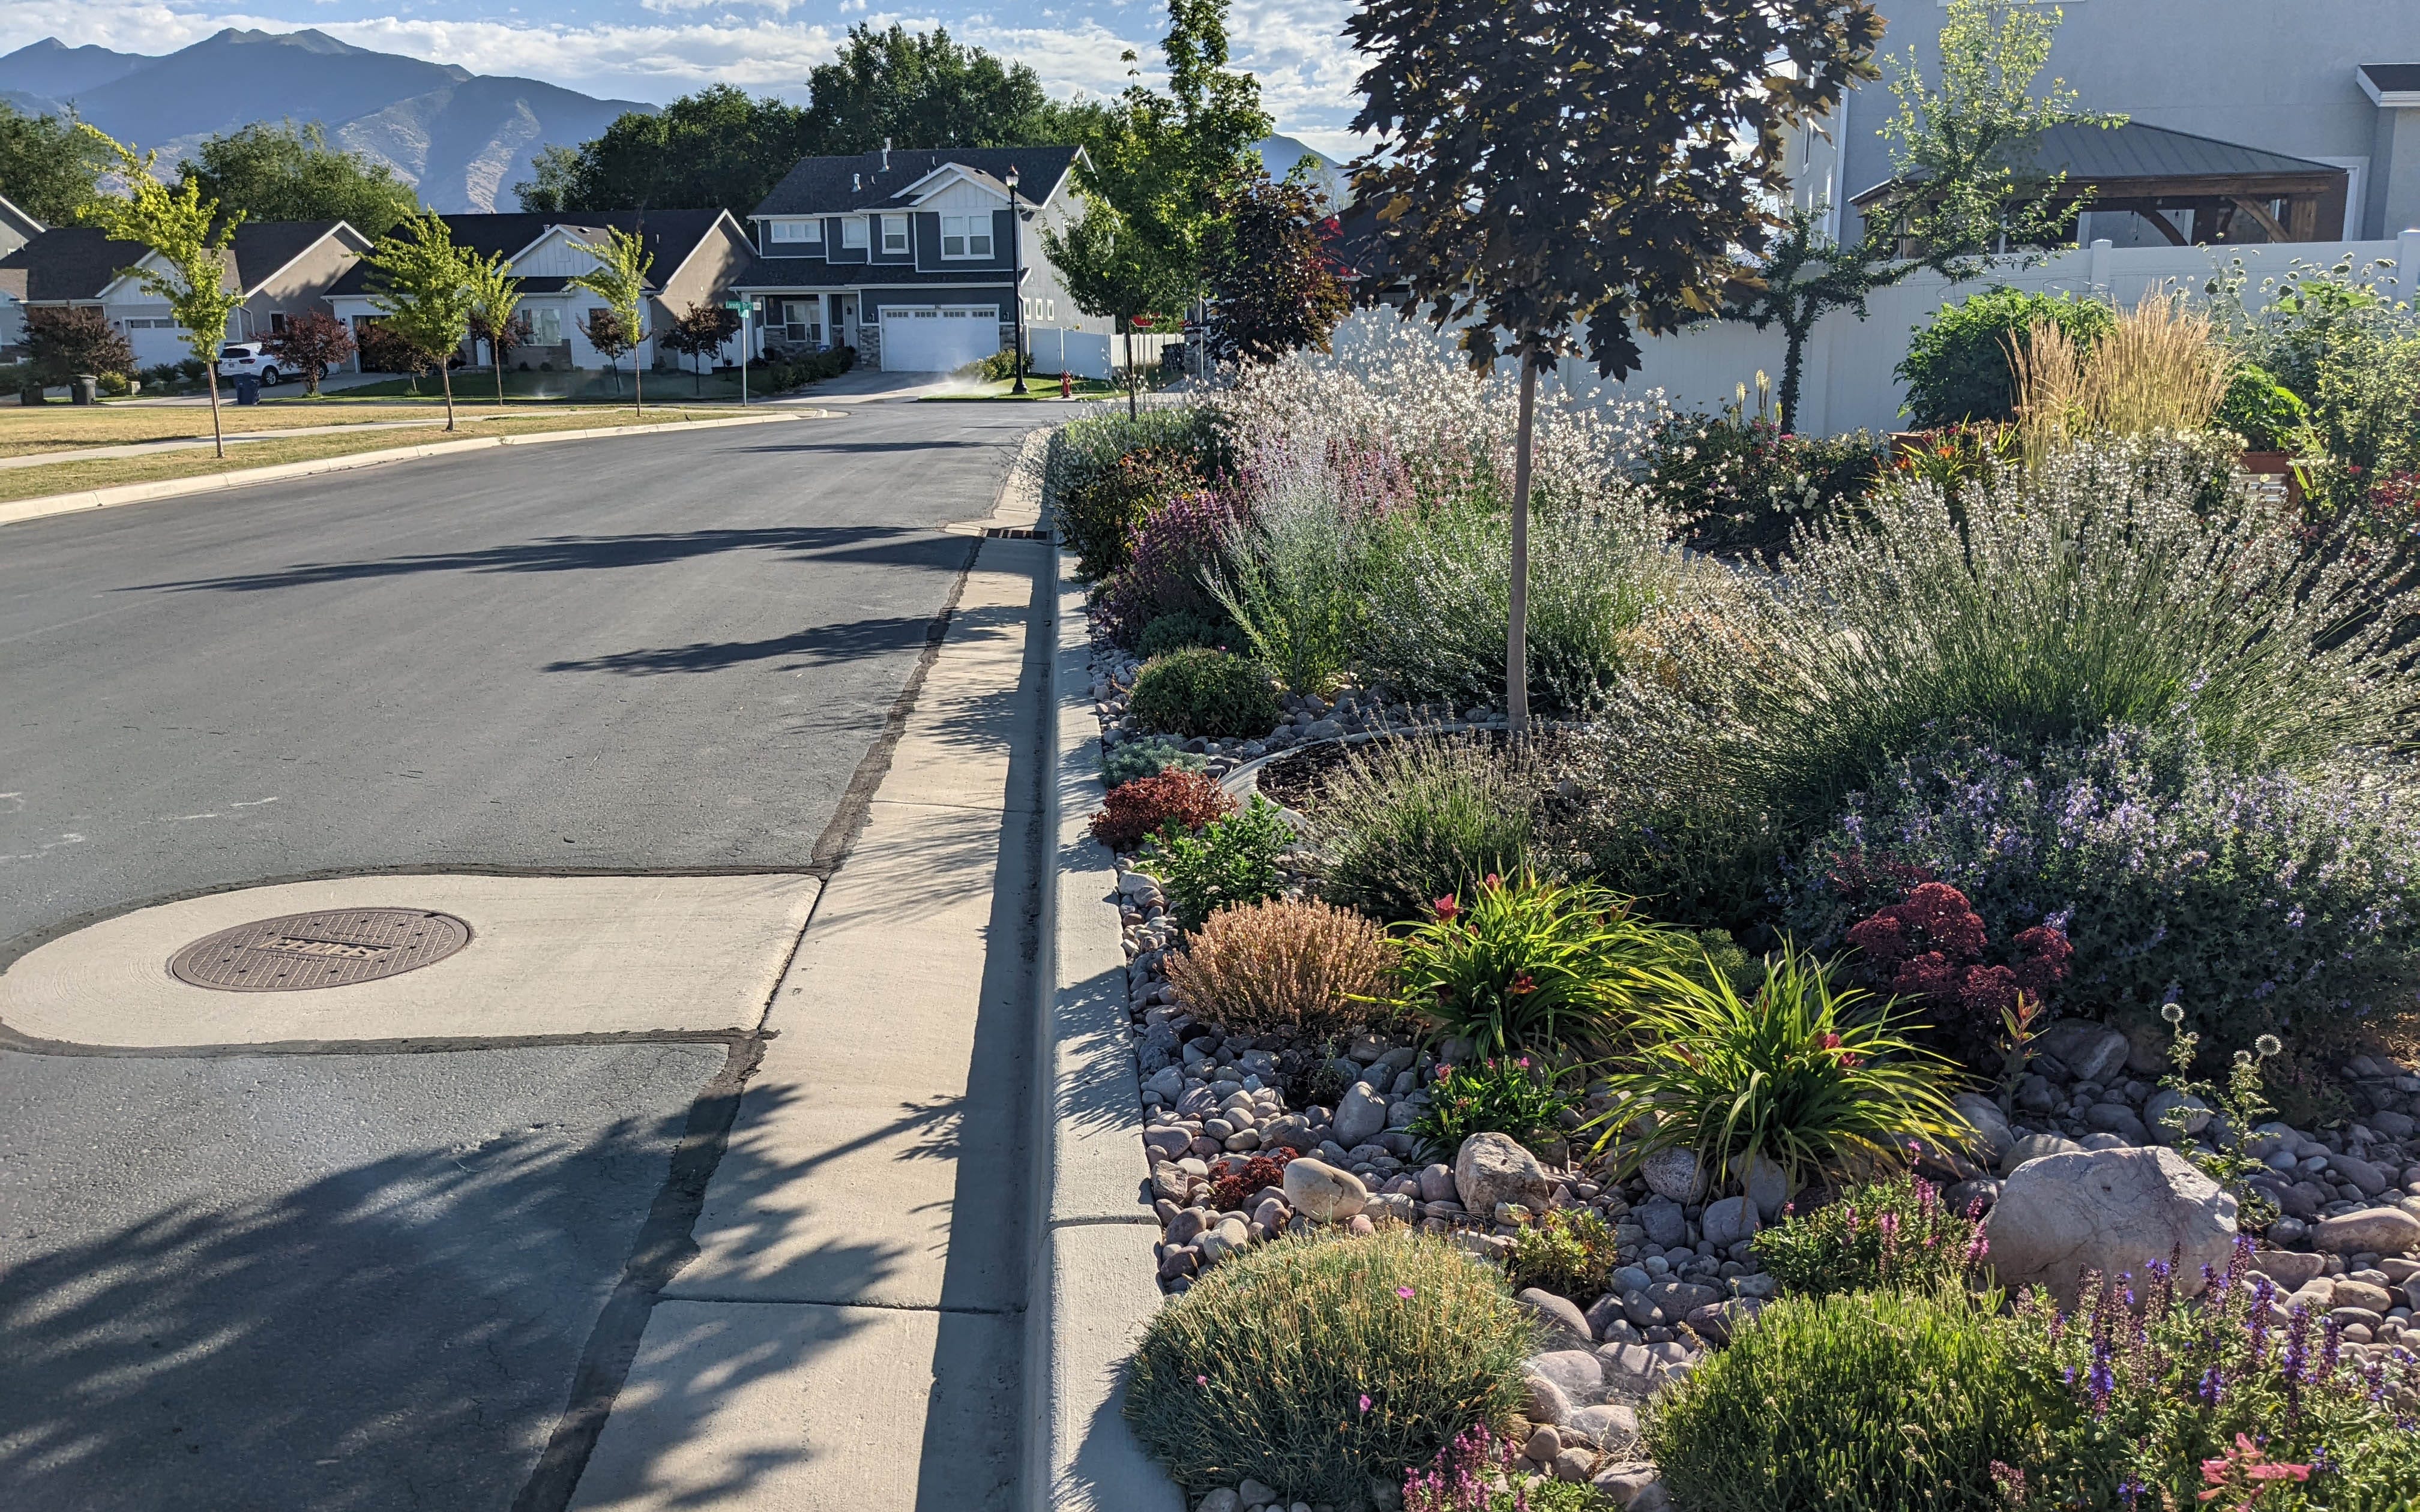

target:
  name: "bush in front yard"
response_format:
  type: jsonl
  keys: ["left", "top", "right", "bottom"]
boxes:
{"left": 1309, "top": 733, "right": 1548, "bottom": 924}
{"left": 1164, "top": 897, "right": 1398, "bottom": 1040}
{"left": 1897, "top": 286, "right": 2116, "bottom": 427}
{"left": 1125, "top": 1230, "right": 1534, "bottom": 1504}
{"left": 1142, "top": 797, "right": 1295, "bottom": 932}
{"left": 1645, "top": 1288, "right": 2069, "bottom": 1511}
{"left": 1750, "top": 1174, "right": 1986, "bottom": 1299}
{"left": 1100, "top": 736, "right": 1206, "bottom": 790}
{"left": 1089, "top": 769, "right": 1233, "bottom": 851}
{"left": 1127, "top": 648, "right": 1280, "bottom": 740}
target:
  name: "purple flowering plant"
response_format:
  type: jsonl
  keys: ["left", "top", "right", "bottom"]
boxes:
{"left": 1787, "top": 722, "right": 2420, "bottom": 1048}
{"left": 2005, "top": 1237, "right": 2420, "bottom": 1510}
{"left": 1751, "top": 1172, "right": 1990, "bottom": 1298}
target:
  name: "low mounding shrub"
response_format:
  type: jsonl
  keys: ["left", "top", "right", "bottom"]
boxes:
{"left": 1309, "top": 734, "right": 1547, "bottom": 924}
{"left": 1645, "top": 1288, "right": 2068, "bottom": 1511}
{"left": 1090, "top": 769, "right": 1233, "bottom": 851}
{"left": 1589, "top": 943, "right": 1969, "bottom": 1195}
{"left": 1406, "top": 1055, "right": 1583, "bottom": 1162}
{"left": 1639, "top": 408, "right": 1885, "bottom": 559}
{"left": 1840, "top": 880, "right": 2071, "bottom": 1046}
{"left": 1897, "top": 285, "right": 2117, "bottom": 426}
{"left": 1143, "top": 797, "right": 1294, "bottom": 932}
{"left": 1164, "top": 898, "right": 1399, "bottom": 1040}
{"left": 1209, "top": 1150, "right": 1297, "bottom": 1211}
{"left": 1100, "top": 736, "right": 1206, "bottom": 790}
{"left": 1091, "top": 491, "right": 1245, "bottom": 648}
{"left": 1388, "top": 872, "right": 1694, "bottom": 1058}
{"left": 1047, "top": 404, "right": 1227, "bottom": 580}
{"left": 1787, "top": 724, "right": 2420, "bottom": 1049}
{"left": 1125, "top": 1230, "right": 1535, "bottom": 1503}
{"left": 1128, "top": 648, "right": 1280, "bottom": 740}
{"left": 2009, "top": 1240, "right": 2420, "bottom": 1511}
{"left": 2214, "top": 361, "right": 2309, "bottom": 450}
{"left": 1137, "top": 610, "right": 1230, "bottom": 659}
{"left": 1751, "top": 1174, "right": 1987, "bottom": 1299}
{"left": 1503, "top": 1208, "right": 1620, "bottom": 1300}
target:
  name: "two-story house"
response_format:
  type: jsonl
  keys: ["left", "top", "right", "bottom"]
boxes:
{"left": 734, "top": 143, "right": 1108, "bottom": 373}
{"left": 1797, "top": 0, "right": 2420, "bottom": 246}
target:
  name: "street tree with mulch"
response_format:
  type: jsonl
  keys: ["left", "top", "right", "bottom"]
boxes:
{"left": 262, "top": 311, "right": 355, "bottom": 397}
{"left": 1346, "top": 0, "right": 1885, "bottom": 734}
{"left": 664, "top": 302, "right": 742, "bottom": 394}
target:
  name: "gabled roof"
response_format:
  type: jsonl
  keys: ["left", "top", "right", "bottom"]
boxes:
{"left": 1853, "top": 122, "right": 2344, "bottom": 205}
{"left": 889, "top": 163, "right": 1012, "bottom": 205}
{"left": 324, "top": 209, "right": 735, "bottom": 298}
{"left": 94, "top": 220, "right": 366, "bottom": 302}
{"left": 0, "top": 227, "right": 155, "bottom": 302}
{"left": 0, "top": 193, "right": 42, "bottom": 244}
{"left": 728, "top": 250, "right": 1019, "bottom": 292}
{"left": 753, "top": 146, "right": 1082, "bottom": 217}
{"left": 2360, "top": 64, "right": 2420, "bottom": 104}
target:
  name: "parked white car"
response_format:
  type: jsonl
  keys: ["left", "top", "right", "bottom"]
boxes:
{"left": 217, "top": 343, "right": 284, "bottom": 386}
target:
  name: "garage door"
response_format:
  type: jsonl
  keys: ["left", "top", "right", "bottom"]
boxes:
{"left": 879, "top": 305, "right": 997, "bottom": 373}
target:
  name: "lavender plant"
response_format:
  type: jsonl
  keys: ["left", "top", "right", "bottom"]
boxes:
{"left": 2009, "top": 1239, "right": 2420, "bottom": 1511}
{"left": 1785, "top": 722, "right": 2420, "bottom": 1046}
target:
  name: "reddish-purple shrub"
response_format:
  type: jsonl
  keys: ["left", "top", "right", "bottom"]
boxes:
{"left": 1089, "top": 769, "right": 1235, "bottom": 851}
{"left": 1091, "top": 487, "right": 1247, "bottom": 647}
{"left": 1209, "top": 1149, "right": 1298, "bottom": 1211}
{"left": 1844, "top": 880, "right": 2071, "bottom": 1031}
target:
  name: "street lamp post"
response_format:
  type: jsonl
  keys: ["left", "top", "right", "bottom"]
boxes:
{"left": 1006, "top": 164, "right": 1029, "bottom": 395}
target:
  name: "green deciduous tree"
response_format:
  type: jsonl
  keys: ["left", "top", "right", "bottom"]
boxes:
{"left": 23, "top": 306, "right": 134, "bottom": 385}
{"left": 801, "top": 25, "right": 1107, "bottom": 157}
{"left": 1204, "top": 172, "right": 1350, "bottom": 365}
{"left": 570, "top": 226, "right": 653, "bottom": 415}
{"left": 1872, "top": 0, "right": 2123, "bottom": 256}
{"left": 1723, "top": 206, "right": 1916, "bottom": 432}
{"left": 1046, "top": 0, "right": 1269, "bottom": 415}
{"left": 513, "top": 86, "right": 813, "bottom": 217}
{"left": 1347, "top": 0, "right": 1884, "bottom": 733}
{"left": 0, "top": 101, "right": 107, "bottom": 227}
{"left": 77, "top": 126, "right": 247, "bottom": 455}
{"left": 176, "top": 120, "right": 421, "bottom": 237}
{"left": 463, "top": 250, "right": 523, "bottom": 405}
{"left": 364, "top": 209, "right": 477, "bottom": 431}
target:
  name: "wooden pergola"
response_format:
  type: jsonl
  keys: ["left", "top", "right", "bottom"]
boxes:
{"left": 1854, "top": 122, "right": 2350, "bottom": 248}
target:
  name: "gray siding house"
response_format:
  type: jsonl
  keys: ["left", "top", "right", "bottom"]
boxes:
{"left": 736, "top": 144, "right": 1109, "bottom": 373}
{"left": 1803, "top": 0, "right": 2420, "bottom": 244}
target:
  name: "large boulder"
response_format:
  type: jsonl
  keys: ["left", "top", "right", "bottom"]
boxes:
{"left": 1455, "top": 1132, "right": 1552, "bottom": 1217}
{"left": 1640, "top": 1147, "right": 1706, "bottom": 1203}
{"left": 1999, "top": 1132, "right": 2083, "bottom": 1178}
{"left": 2035, "top": 1020, "right": 2131, "bottom": 1084}
{"left": 1281, "top": 1157, "right": 1368, "bottom": 1223}
{"left": 1333, "top": 1082, "right": 1390, "bottom": 1148}
{"left": 1951, "top": 1094, "right": 2015, "bottom": 1168}
{"left": 2312, "top": 1206, "right": 2420, "bottom": 1257}
{"left": 1983, "top": 1146, "right": 2237, "bottom": 1307}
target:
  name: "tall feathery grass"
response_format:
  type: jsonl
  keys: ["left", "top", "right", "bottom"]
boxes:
{"left": 2009, "top": 290, "right": 2234, "bottom": 461}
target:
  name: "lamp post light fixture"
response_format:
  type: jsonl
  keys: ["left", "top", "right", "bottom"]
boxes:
{"left": 1005, "top": 164, "right": 1029, "bottom": 395}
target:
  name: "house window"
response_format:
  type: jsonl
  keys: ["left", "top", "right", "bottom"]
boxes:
{"left": 841, "top": 217, "right": 868, "bottom": 250}
{"left": 531, "top": 307, "right": 564, "bottom": 344}
{"left": 880, "top": 215, "right": 909, "bottom": 254}
{"left": 941, "top": 215, "right": 994, "bottom": 258}
{"left": 269, "top": 312, "right": 287, "bottom": 334}
{"left": 768, "top": 219, "right": 822, "bottom": 245}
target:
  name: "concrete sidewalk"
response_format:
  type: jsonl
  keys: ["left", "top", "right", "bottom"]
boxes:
{"left": 567, "top": 528, "right": 1056, "bottom": 1511}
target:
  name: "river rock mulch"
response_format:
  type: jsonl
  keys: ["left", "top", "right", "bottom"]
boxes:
{"left": 1085, "top": 636, "right": 2420, "bottom": 1511}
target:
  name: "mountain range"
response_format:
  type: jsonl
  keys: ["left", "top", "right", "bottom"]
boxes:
{"left": 0, "top": 29, "right": 650, "bottom": 213}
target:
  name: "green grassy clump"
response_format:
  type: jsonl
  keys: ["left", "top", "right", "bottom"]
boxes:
{"left": 1125, "top": 1230, "right": 1534, "bottom": 1504}
{"left": 1645, "top": 1288, "right": 2066, "bottom": 1512}
{"left": 1310, "top": 733, "right": 1546, "bottom": 923}
{"left": 1128, "top": 647, "right": 1280, "bottom": 740}
{"left": 1503, "top": 1208, "right": 1621, "bottom": 1301}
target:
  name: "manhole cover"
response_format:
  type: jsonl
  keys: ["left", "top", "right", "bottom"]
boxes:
{"left": 167, "top": 908, "right": 472, "bottom": 992}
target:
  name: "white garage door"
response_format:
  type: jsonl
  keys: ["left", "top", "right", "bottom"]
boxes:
{"left": 879, "top": 305, "right": 997, "bottom": 373}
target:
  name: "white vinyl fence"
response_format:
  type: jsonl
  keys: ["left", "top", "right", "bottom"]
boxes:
{"left": 1024, "top": 326, "right": 1179, "bottom": 380}
{"left": 1544, "top": 231, "right": 2420, "bottom": 436}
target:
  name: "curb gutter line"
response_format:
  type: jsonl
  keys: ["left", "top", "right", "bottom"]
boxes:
{"left": 0, "top": 409, "right": 821, "bottom": 528}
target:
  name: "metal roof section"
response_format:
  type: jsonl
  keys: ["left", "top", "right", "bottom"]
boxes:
{"left": 2360, "top": 63, "right": 2420, "bottom": 106}
{"left": 1853, "top": 121, "right": 2345, "bottom": 205}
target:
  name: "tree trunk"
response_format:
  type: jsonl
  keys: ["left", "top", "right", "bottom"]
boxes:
{"left": 1779, "top": 311, "right": 1811, "bottom": 434}
{"left": 633, "top": 326, "right": 644, "bottom": 416}
{"left": 1506, "top": 358, "right": 1535, "bottom": 737}
{"left": 494, "top": 341, "right": 506, "bottom": 406}
{"left": 205, "top": 364, "right": 224, "bottom": 459}
{"left": 440, "top": 355, "right": 456, "bottom": 433}
{"left": 1124, "top": 326, "right": 1137, "bottom": 421}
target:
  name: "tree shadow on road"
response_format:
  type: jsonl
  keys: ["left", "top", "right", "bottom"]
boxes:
{"left": 124, "top": 526, "right": 966, "bottom": 595}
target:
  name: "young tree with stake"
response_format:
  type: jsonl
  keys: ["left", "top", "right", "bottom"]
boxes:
{"left": 570, "top": 226, "right": 654, "bottom": 415}
{"left": 580, "top": 310, "right": 634, "bottom": 395}
{"left": 463, "top": 250, "right": 523, "bottom": 406}
{"left": 1204, "top": 171, "right": 1350, "bottom": 365}
{"left": 665, "top": 302, "right": 742, "bottom": 394}
{"left": 76, "top": 126, "right": 246, "bottom": 457}
{"left": 1347, "top": 0, "right": 1884, "bottom": 733}
{"left": 363, "top": 209, "right": 476, "bottom": 431}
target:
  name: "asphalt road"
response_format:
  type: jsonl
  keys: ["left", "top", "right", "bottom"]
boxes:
{"left": 0, "top": 399, "right": 1045, "bottom": 1510}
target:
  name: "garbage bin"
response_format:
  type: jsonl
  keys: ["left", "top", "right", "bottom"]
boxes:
{"left": 233, "top": 373, "right": 260, "bottom": 406}
{"left": 70, "top": 374, "right": 98, "bottom": 405}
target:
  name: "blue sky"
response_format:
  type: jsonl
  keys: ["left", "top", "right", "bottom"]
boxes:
{"left": 0, "top": 0, "right": 1368, "bottom": 158}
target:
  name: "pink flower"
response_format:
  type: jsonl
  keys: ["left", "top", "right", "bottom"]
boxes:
{"left": 1482, "top": 872, "right": 1501, "bottom": 889}
{"left": 1431, "top": 895, "right": 1460, "bottom": 920}
{"left": 1196, "top": 1375, "right": 1208, "bottom": 1386}
{"left": 1359, "top": 1394, "right": 1373, "bottom": 1414}
{"left": 1508, "top": 973, "right": 1535, "bottom": 996}
{"left": 1397, "top": 1286, "right": 1416, "bottom": 1299}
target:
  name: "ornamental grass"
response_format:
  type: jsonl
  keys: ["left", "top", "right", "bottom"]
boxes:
{"left": 1164, "top": 897, "right": 1401, "bottom": 1040}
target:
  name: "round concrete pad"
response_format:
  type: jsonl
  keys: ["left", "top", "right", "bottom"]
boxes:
{"left": 1, "top": 872, "right": 822, "bottom": 1048}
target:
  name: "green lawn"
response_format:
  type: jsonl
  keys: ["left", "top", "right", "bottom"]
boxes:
{"left": 340, "top": 367, "right": 759, "bottom": 403}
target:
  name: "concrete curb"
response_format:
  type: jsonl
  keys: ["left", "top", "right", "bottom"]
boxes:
{"left": 0, "top": 409, "right": 822, "bottom": 529}
{"left": 1026, "top": 456, "right": 1184, "bottom": 1508}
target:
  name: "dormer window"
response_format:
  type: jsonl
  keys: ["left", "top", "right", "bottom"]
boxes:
{"left": 841, "top": 217, "right": 868, "bottom": 250}
{"left": 941, "top": 215, "right": 993, "bottom": 258}
{"left": 880, "top": 215, "right": 909, "bottom": 254}
{"left": 767, "top": 219, "right": 822, "bottom": 247}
